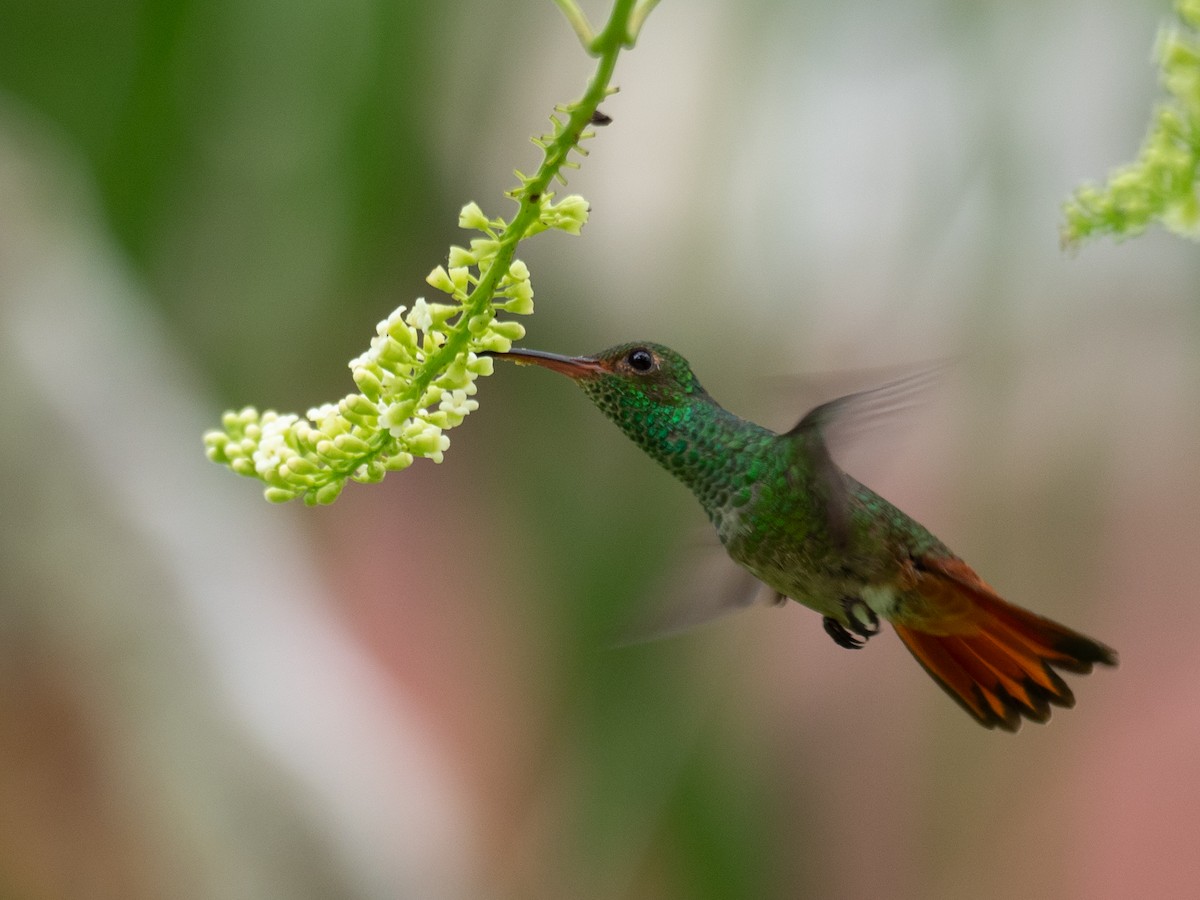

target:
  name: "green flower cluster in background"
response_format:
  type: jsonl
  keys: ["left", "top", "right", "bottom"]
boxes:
{"left": 1062, "top": 0, "right": 1200, "bottom": 246}
{"left": 204, "top": 196, "right": 586, "bottom": 504}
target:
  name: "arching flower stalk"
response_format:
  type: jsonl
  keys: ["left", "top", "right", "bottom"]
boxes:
{"left": 204, "top": 0, "right": 653, "bottom": 504}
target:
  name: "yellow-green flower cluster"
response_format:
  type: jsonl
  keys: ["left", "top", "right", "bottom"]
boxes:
{"left": 204, "top": 194, "right": 589, "bottom": 504}
{"left": 1063, "top": 0, "right": 1200, "bottom": 245}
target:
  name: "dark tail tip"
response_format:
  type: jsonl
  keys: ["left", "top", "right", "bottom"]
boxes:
{"left": 1052, "top": 632, "right": 1118, "bottom": 672}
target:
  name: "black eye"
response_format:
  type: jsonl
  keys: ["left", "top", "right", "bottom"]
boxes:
{"left": 627, "top": 348, "right": 655, "bottom": 372}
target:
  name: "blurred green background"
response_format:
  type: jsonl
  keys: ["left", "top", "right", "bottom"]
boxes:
{"left": 2, "top": 1, "right": 1199, "bottom": 898}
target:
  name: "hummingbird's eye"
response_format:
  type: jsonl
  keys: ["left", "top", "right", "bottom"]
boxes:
{"left": 627, "top": 348, "right": 655, "bottom": 373}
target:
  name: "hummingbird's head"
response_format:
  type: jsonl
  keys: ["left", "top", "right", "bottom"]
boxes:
{"left": 489, "top": 342, "right": 737, "bottom": 484}
{"left": 487, "top": 342, "right": 708, "bottom": 411}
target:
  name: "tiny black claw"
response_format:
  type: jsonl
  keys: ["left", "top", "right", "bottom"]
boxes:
{"left": 823, "top": 597, "right": 881, "bottom": 650}
{"left": 841, "top": 596, "right": 881, "bottom": 639}
{"left": 824, "top": 616, "right": 865, "bottom": 649}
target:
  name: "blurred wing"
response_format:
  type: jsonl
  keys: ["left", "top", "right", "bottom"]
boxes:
{"left": 612, "top": 533, "right": 781, "bottom": 647}
{"left": 782, "top": 363, "right": 950, "bottom": 547}
{"left": 783, "top": 362, "right": 949, "bottom": 442}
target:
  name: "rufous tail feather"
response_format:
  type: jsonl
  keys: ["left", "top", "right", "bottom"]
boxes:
{"left": 892, "top": 556, "right": 1117, "bottom": 732}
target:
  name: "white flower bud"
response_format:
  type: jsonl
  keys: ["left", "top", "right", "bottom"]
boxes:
{"left": 447, "top": 245, "right": 475, "bottom": 267}
{"left": 458, "top": 201, "right": 490, "bottom": 231}
{"left": 426, "top": 265, "right": 456, "bottom": 294}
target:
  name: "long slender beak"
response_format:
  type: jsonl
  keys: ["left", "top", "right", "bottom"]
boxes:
{"left": 485, "top": 348, "right": 605, "bottom": 380}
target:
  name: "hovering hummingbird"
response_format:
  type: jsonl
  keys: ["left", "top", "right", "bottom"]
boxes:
{"left": 488, "top": 342, "right": 1117, "bottom": 731}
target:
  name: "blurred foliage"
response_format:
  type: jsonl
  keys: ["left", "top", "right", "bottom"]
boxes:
{"left": 0, "top": 0, "right": 452, "bottom": 406}
{"left": 1063, "top": 0, "right": 1200, "bottom": 245}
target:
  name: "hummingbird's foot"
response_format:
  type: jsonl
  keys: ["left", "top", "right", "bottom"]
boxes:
{"left": 822, "top": 597, "right": 882, "bottom": 650}
{"left": 823, "top": 616, "right": 866, "bottom": 649}
{"left": 841, "top": 596, "right": 881, "bottom": 639}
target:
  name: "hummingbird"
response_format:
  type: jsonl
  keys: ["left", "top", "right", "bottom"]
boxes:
{"left": 488, "top": 342, "right": 1117, "bottom": 732}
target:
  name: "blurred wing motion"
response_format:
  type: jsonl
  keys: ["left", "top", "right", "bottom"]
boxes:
{"left": 892, "top": 555, "right": 1117, "bottom": 732}
{"left": 782, "top": 361, "right": 950, "bottom": 444}
{"left": 784, "top": 362, "right": 951, "bottom": 548}
{"left": 613, "top": 536, "right": 780, "bottom": 646}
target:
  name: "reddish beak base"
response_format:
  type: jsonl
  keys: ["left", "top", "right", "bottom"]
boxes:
{"left": 485, "top": 348, "right": 605, "bottom": 380}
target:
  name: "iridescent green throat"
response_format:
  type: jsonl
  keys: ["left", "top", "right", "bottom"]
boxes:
{"left": 577, "top": 369, "right": 779, "bottom": 519}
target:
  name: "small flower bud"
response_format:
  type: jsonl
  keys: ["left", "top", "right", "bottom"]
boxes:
{"left": 469, "top": 237, "right": 500, "bottom": 260}
{"left": 204, "top": 432, "right": 230, "bottom": 462}
{"left": 426, "top": 265, "right": 456, "bottom": 294}
{"left": 285, "top": 456, "right": 321, "bottom": 476}
{"left": 545, "top": 194, "right": 590, "bottom": 234}
{"left": 340, "top": 393, "right": 380, "bottom": 424}
{"left": 449, "top": 266, "right": 472, "bottom": 294}
{"left": 386, "top": 316, "right": 417, "bottom": 349}
{"left": 458, "top": 201, "right": 490, "bottom": 231}
{"left": 508, "top": 259, "right": 530, "bottom": 281}
{"left": 231, "top": 458, "right": 256, "bottom": 477}
{"left": 465, "top": 353, "right": 494, "bottom": 377}
{"left": 314, "top": 480, "right": 345, "bottom": 505}
{"left": 384, "top": 451, "right": 414, "bottom": 471}
{"left": 447, "top": 245, "right": 475, "bottom": 267}
{"left": 333, "top": 433, "right": 371, "bottom": 455}
{"left": 352, "top": 367, "right": 384, "bottom": 401}
{"left": 489, "top": 320, "right": 527, "bottom": 341}
{"left": 475, "top": 332, "right": 514, "bottom": 354}
{"left": 502, "top": 287, "right": 534, "bottom": 315}
{"left": 352, "top": 459, "right": 387, "bottom": 484}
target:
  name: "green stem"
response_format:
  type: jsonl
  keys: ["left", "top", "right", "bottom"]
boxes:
{"left": 592, "top": 0, "right": 639, "bottom": 53}
{"left": 387, "top": 0, "right": 639, "bottom": 430}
